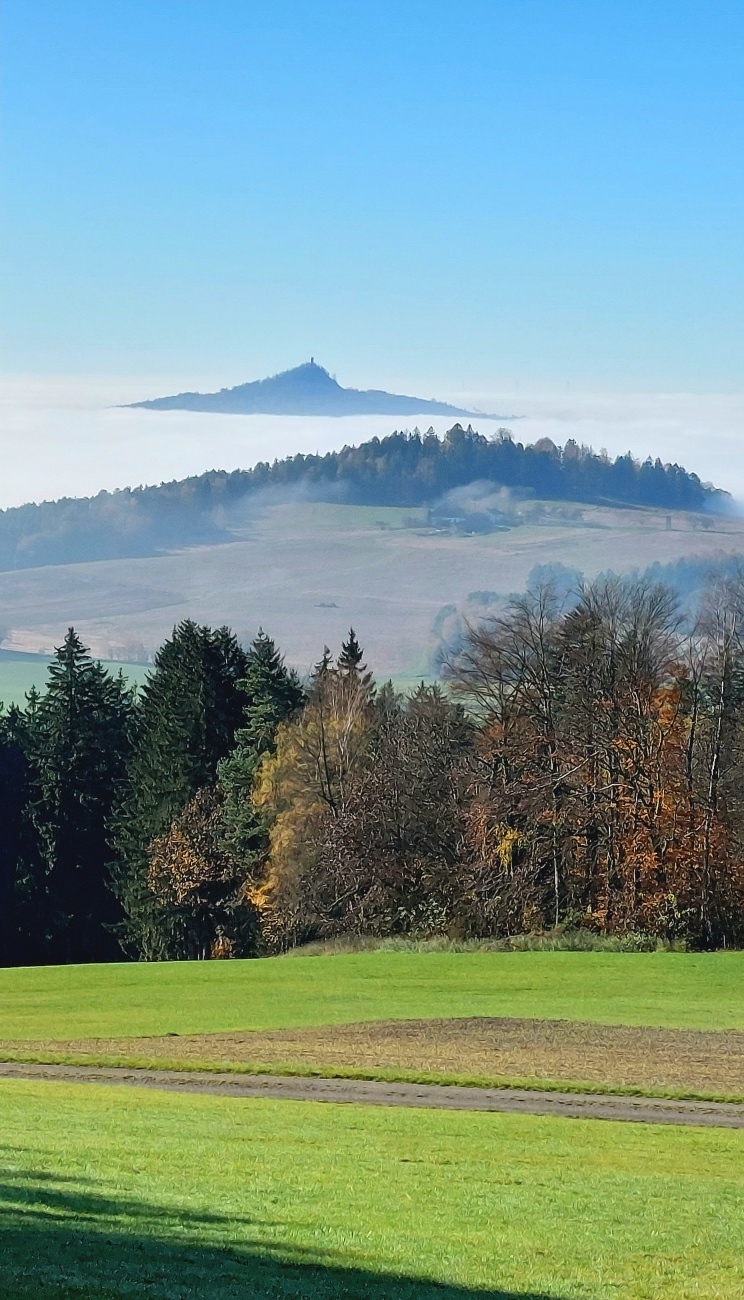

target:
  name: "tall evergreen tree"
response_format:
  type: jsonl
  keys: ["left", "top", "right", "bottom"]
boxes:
{"left": 110, "top": 620, "right": 249, "bottom": 957}
{"left": 311, "top": 646, "right": 333, "bottom": 687}
{"left": 235, "top": 630, "right": 305, "bottom": 758}
{"left": 27, "top": 630, "right": 135, "bottom": 963}
{"left": 218, "top": 630, "right": 305, "bottom": 865}
{"left": 337, "top": 628, "right": 374, "bottom": 693}
{"left": 0, "top": 706, "right": 41, "bottom": 967}
{"left": 338, "top": 628, "right": 365, "bottom": 676}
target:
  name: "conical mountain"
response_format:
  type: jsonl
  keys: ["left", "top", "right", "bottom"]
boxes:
{"left": 128, "top": 361, "right": 495, "bottom": 418}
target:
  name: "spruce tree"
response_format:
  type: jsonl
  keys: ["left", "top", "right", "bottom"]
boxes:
{"left": 0, "top": 706, "right": 41, "bottom": 967}
{"left": 218, "top": 630, "right": 305, "bottom": 865}
{"left": 337, "top": 628, "right": 365, "bottom": 675}
{"left": 110, "top": 620, "right": 249, "bottom": 958}
{"left": 235, "top": 630, "right": 305, "bottom": 757}
{"left": 311, "top": 646, "right": 333, "bottom": 690}
{"left": 27, "top": 629, "right": 135, "bottom": 963}
{"left": 337, "top": 628, "right": 373, "bottom": 692}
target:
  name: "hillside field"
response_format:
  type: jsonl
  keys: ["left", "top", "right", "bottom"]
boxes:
{"left": 1, "top": 499, "right": 742, "bottom": 677}
{"left": 2, "top": 952, "right": 744, "bottom": 1298}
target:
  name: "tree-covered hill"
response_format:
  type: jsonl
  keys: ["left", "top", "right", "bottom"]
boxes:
{"left": 0, "top": 424, "right": 727, "bottom": 571}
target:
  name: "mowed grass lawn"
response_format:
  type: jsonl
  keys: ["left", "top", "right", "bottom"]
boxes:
{"left": 1, "top": 951, "right": 744, "bottom": 1040}
{"left": 1, "top": 1079, "right": 743, "bottom": 1300}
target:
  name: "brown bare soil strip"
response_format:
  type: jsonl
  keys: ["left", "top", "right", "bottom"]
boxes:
{"left": 1, "top": 1060, "right": 743, "bottom": 1127}
{"left": 2, "top": 1017, "right": 744, "bottom": 1098}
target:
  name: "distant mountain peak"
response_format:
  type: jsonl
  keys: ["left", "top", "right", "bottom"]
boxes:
{"left": 127, "top": 362, "right": 501, "bottom": 419}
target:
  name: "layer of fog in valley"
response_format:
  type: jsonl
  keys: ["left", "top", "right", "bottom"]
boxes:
{"left": 2, "top": 378, "right": 744, "bottom": 510}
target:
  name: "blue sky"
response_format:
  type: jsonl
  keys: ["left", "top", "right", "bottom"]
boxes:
{"left": 2, "top": 0, "right": 743, "bottom": 392}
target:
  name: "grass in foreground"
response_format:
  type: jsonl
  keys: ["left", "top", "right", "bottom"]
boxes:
{"left": 1, "top": 1079, "right": 743, "bottom": 1299}
{"left": 1, "top": 951, "right": 744, "bottom": 1041}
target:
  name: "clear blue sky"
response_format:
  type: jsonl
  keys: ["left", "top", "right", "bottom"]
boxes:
{"left": 2, "top": 0, "right": 743, "bottom": 392}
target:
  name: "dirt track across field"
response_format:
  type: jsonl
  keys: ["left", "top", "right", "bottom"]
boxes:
{"left": 1, "top": 1060, "right": 743, "bottom": 1127}
{"left": 5, "top": 1017, "right": 744, "bottom": 1096}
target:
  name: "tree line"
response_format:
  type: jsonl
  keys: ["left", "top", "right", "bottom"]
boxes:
{"left": 3, "top": 575, "right": 744, "bottom": 966}
{"left": 0, "top": 425, "right": 725, "bottom": 571}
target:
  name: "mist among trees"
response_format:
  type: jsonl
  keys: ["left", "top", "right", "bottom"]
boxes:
{"left": 0, "top": 425, "right": 725, "bottom": 571}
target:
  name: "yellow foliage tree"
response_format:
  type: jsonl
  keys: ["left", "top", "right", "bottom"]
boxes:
{"left": 249, "top": 652, "right": 374, "bottom": 949}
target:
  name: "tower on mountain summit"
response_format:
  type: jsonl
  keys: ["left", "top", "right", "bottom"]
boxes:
{"left": 127, "top": 361, "right": 491, "bottom": 418}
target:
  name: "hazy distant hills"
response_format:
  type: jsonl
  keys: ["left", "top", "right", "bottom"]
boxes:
{"left": 0, "top": 425, "right": 727, "bottom": 574}
{"left": 0, "top": 422, "right": 734, "bottom": 677}
{"left": 127, "top": 360, "right": 497, "bottom": 418}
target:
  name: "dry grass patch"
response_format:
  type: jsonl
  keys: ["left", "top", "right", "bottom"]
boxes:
{"left": 3, "top": 1016, "right": 743, "bottom": 1097}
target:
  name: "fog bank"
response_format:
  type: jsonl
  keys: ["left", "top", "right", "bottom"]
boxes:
{"left": 1, "top": 379, "right": 743, "bottom": 510}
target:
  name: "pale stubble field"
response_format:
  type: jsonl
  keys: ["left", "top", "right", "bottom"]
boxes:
{"left": 0, "top": 500, "right": 741, "bottom": 681}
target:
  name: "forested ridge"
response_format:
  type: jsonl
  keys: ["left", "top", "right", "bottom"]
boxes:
{"left": 4, "top": 569, "right": 744, "bottom": 966}
{"left": 0, "top": 425, "right": 726, "bottom": 570}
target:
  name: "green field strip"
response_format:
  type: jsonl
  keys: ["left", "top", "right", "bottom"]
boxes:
{"left": 2, "top": 950, "right": 744, "bottom": 1040}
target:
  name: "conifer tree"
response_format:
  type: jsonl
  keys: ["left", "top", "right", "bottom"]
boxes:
{"left": 27, "top": 629, "right": 135, "bottom": 963}
{"left": 311, "top": 646, "right": 332, "bottom": 687}
{"left": 337, "top": 628, "right": 374, "bottom": 692}
{"left": 0, "top": 706, "right": 41, "bottom": 967}
{"left": 235, "top": 630, "right": 305, "bottom": 758}
{"left": 110, "top": 620, "right": 249, "bottom": 957}
{"left": 338, "top": 628, "right": 364, "bottom": 675}
{"left": 218, "top": 630, "right": 305, "bottom": 866}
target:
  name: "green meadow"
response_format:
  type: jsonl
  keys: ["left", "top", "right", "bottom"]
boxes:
{"left": 1, "top": 950, "right": 743, "bottom": 1040}
{"left": 0, "top": 654, "right": 149, "bottom": 707}
{"left": 2, "top": 952, "right": 744, "bottom": 1297}
{"left": 1, "top": 1078, "right": 742, "bottom": 1299}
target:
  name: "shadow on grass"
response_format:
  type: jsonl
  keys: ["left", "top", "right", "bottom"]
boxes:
{"left": 0, "top": 1166, "right": 564, "bottom": 1300}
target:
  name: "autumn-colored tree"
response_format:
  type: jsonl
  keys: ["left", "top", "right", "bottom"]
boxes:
{"left": 146, "top": 787, "right": 258, "bottom": 959}
{"left": 250, "top": 639, "right": 376, "bottom": 948}
{"left": 304, "top": 683, "right": 473, "bottom": 939}
{"left": 453, "top": 576, "right": 744, "bottom": 946}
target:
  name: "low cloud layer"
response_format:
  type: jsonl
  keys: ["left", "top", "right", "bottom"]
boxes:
{"left": 1, "top": 379, "right": 743, "bottom": 510}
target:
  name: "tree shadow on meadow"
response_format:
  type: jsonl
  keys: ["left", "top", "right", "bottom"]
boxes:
{"left": 0, "top": 1164, "right": 566, "bottom": 1300}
